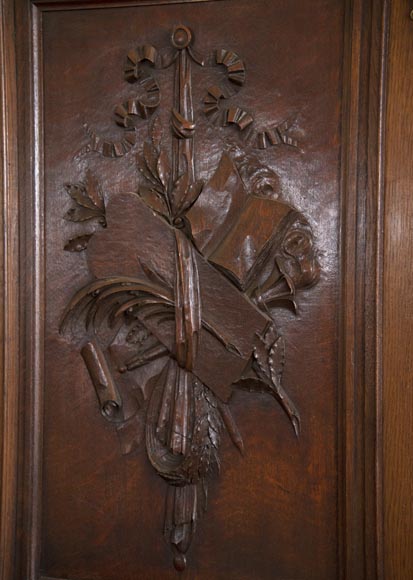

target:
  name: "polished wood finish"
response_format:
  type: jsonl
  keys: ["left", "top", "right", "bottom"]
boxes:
{"left": 1, "top": 0, "right": 407, "bottom": 578}
{"left": 383, "top": 2, "right": 413, "bottom": 579}
{"left": 0, "top": 1, "right": 20, "bottom": 578}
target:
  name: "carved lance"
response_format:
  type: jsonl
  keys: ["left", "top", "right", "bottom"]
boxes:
{"left": 170, "top": 24, "right": 201, "bottom": 184}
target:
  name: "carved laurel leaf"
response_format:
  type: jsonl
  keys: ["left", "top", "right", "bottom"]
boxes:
{"left": 64, "top": 234, "right": 93, "bottom": 252}
{"left": 65, "top": 183, "right": 96, "bottom": 210}
{"left": 171, "top": 172, "right": 190, "bottom": 214}
{"left": 137, "top": 154, "right": 159, "bottom": 187}
{"left": 64, "top": 206, "right": 104, "bottom": 223}
{"left": 178, "top": 180, "right": 203, "bottom": 215}
{"left": 171, "top": 175, "right": 203, "bottom": 217}
{"left": 84, "top": 170, "right": 105, "bottom": 211}
{"left": 65, "top": 171, "right": 105, "bottom": 211}
{"left": 150, "top": 115, "right": 163, "bottom": 149}
{"left": 157, "top": 148, "right": 171, "bottom": 189}
{"left": 139, "top": 185, "right": 168, "bottom": 216}
{"left": 144, "top": 142, "right": 161, "bottom": 183}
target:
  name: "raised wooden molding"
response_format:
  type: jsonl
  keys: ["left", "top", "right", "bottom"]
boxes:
{"left": 40, "top": 577, "right": 79, "bottom": 580}
{"left": 338, "top": 0, "right": 389, "bottom": 577}
{"left": 383, "top": 1, "right": 413, "bottom": 577}
{"left": 0, "top": 0, "right": 21, "bottom": 578}
{"left": 33, "top": 0, "right": 231, "bottom": 9}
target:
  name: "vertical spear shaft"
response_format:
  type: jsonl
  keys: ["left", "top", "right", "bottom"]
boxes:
{"left": 170, "top": 26, "right": 201, "bottom": 368}
{"left": 171, "top": 25, "right": 196, "bottom": 185}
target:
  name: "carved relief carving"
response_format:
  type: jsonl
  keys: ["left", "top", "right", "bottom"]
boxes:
{"left": 60, "top": 25, "right": 320, "bottom": 571}
{"left": 63, "top": 171, "right": 107, "bottom": 252}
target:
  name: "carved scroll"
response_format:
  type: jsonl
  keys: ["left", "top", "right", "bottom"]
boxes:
{"left": 60, "top": 24, "right": 321, "bottom": 571}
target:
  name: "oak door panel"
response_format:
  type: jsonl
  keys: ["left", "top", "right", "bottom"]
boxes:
{"left": 0, "top": 0, "right": 386, "bottom": 579}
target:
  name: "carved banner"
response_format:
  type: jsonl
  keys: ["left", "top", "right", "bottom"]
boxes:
{"left": 61, "top": 24, "right": 320, "bottom": 571}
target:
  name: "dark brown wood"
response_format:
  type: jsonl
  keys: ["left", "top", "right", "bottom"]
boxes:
{"left": 0, "top": 0, "right": 393, "bottom": 578}
{"left": 0, "top": 0, "right": 20, "bottom": 578}
{"left": 55, "top": 23, "right": 322, "bottom": 569}
{"left": 339, "top": 0, "right": 388, "bottom": 578}
{"left": 383, "top": 2, "right": 413, "bottom": 579}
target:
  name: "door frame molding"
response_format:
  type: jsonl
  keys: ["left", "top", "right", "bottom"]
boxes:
{"left": 0, "top": 0, "right": 21, "bottom": 578}
{"left": 0, "top": 1, "right": 389, "bottom": 578}
{"left": 339, "top": 0, "right": 389, "bottom": 578}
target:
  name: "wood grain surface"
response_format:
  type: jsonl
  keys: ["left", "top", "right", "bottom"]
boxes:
{"left": 383, "top": 2, "right": 413, "bottom": 579}
{"left": 0, "top": 0, "right": 21, "bottom": 578}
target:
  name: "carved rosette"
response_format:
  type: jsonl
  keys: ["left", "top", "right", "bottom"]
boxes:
{"left": 61, "top": 24, "right": 321, "bottom": 571}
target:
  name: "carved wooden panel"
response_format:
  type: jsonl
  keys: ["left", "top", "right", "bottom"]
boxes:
{"left": 42, "top": 8, "right": 338, "bottom": 576}
{"left": 58, "top": 21, "right": 322, "bottom": 571}
{"left": 0, "top": 0, "right": 387, "bottom": 579}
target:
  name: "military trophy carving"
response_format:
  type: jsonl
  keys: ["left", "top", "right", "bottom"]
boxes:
{"left": 61, "top": 25, "right": 320, "bottom": 571}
